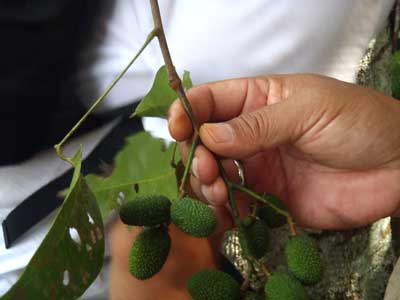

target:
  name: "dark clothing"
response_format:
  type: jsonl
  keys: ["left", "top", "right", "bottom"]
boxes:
{"left": 0, "top": 1, "right": 109, "bottom": 165}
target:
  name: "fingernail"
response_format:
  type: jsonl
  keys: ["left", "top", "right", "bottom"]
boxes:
{"left": 191, "top": 157, "right": 199, "bottom": 178}
{"left": 202, "top": 123, "right": 233, "bottom": 143}
{"left": 201, "top": 184, "right": 214, "bottom": 204}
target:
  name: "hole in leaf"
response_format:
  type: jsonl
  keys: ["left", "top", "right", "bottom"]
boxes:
{"left": 134, "top": 183, "right": 139, "bottom": 193}
{"left": 69, "top": 227, "right": 81, "bottom": 246}
{"left": 117, "top": 192, "right": 125, "bottom": 205}
{"left": 87, "top": 213, "right": 94, "bottom": 224}
{"left": 63, "top": 270, "right": 70, "bottom": 286}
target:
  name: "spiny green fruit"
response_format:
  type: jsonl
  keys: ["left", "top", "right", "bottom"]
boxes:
{"left": 171, "top": 197, "right": 217, "bottom": 237}
{"left": 244, "top": 291, "right": 264, "bottom": 300}
{"left": 119, "top": 195, "right": 171, "bottom": 226}
{"left": 187, "top": 269, "right": 241, "bottom": 300}
{"left": 264, "top": 272, "right": 309, "bottom": 300}
{"left": 128, "top": 227, "right": 171, "bottom": 280}
{"left": 239, "top": 219, "right": 270, "bottom": 259}
{"left": 285, "top": 236, "right": 322, "bottom": 285}
{"left": 257, "top": 193, "right": 288, "bottom": 228}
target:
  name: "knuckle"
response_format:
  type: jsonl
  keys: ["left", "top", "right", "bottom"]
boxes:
{"left": 233, "top": 109, "right": 270, "bottom": 146}
{"left": 265, "top": 76, "right": 289, "bottom": 103}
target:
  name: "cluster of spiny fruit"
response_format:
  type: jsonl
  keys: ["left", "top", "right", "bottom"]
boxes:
{"left": 119, "top": 194, "right": 322, "bottom": 300}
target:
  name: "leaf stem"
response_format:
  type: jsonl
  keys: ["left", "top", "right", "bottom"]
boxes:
{"left": 178, "top": 133, "right": 200, "bottom": 198}
{"left": 149, "top": 0, "right": 200, "bottom": 133}
{"left": 54, "top": 30, "right": 157, "bottom": 163}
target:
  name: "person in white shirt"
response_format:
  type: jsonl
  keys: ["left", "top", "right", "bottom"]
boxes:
{"left": 0, "top": 1, "right": 397, "bottom": 299}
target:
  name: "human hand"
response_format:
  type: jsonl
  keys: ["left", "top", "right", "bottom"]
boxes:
{"left": 168, "top": 74, "right": 400, "bottom": 230}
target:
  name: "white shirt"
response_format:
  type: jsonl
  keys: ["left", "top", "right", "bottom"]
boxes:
{"left": 0, "top": 1, "right": 395, "bottom": 299}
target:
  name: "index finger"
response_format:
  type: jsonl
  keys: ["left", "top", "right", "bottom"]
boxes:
{"left": 168, "top": 77, "right": 271, "bottom": 141}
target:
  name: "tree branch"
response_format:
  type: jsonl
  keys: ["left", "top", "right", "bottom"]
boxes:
{"left": 149, "top": 0, "right": 200, "bottom": 133}
{"left": 149, "top": 0, "right": 242, "bottom": 222}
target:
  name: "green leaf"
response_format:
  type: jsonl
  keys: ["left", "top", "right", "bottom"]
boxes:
{"left": 182, "top": 70, "right": 193, "bottom": 88}
{"left": 131, "top": 66, "right": 193, "bottom": 118}
{"left": 86, "top": 131, "right": 179, "bottom": 223}
{"left": 1, "top": 148, "right": 105, "bottom": 300}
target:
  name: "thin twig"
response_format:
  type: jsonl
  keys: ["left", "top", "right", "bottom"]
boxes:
{"left": 149, "top": 0, "right": 200, "bottom": 132}
{"left": 287, "top": 216, "right": 297, "bottom": 237}
{"left": 178, "top": 133, "right": 200, "bottom": 198}
{"left": 170, "top": 142, "right": 178, "bottom": 168}
{"left": 230, "top": 182, "right": 290, "bottom": 218}
{"left": 217, "top": 160, "right": 241, "bottom": 226}
{"left": 150, "top": 0, "right": 203, "bottom": 199}
{"left": 54, "top": 30, "right": 157, "bottom": 163}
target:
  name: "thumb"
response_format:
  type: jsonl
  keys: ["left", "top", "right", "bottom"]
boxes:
{"left": 199, "top": 100, "right": 305, "bottom": 159}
